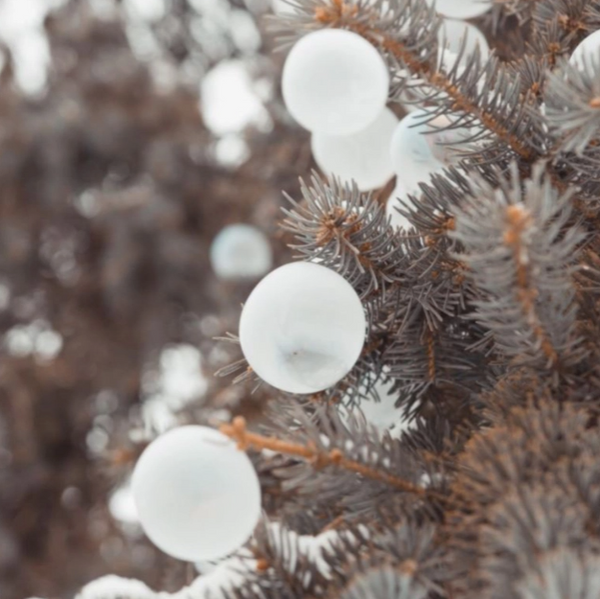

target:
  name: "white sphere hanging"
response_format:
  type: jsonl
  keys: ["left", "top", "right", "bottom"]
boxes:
{"left": 239, "top": 262, "right": 366, "bottom": 394}
{"left": 282, "top": 29, "right": 389, "bottom": 135}
{"left": 390, "top": 110, "right": 466, "bottom": 191}
{"left": 132, "top": 426, "right": 261, "bottom": 561}
{"left": 570, "top": 30, "right": 600, "bottom": 71}
{"left": 210, "top": 224, "right": 272, "bottom": 281}
{"left": 425, "top": 0, "right": 491, "bottom": 19}
{"left": 311, "top": 108, "right": 398, "bottom": 191}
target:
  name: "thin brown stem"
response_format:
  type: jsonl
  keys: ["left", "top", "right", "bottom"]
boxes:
{"left": 503, "top": 205, "right": 559, "bottom": 365}
{"left": 220, "top": 417, "right": 442, "bottom": 500}
{"left": 425, "top": 328, "right": 436, "bottom": 382}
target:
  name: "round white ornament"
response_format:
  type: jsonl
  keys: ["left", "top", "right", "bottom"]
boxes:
{"left": 438, "top": 19, "right": 489, "bottom": 63}
{"left": 311, "top": 107, "right": 398, "bottom": 190}
{"left": 570, "top": 30, "right": 600, "bottom": 71}
{"left": 239, "top": 262, "right": 366, "bottom": 394}
{"left": 426, "top": 0, "right": 491, "bottom": 19}
{"left": 282, "top": 29, "right": 389, "bottom": 135}
{"left": 132, "top": 426, "right": 261, "bottom": 561}
{"left": 210, "top": 224, "right": 272, "bottom": 281}
{"left": 390, "top": 110, "right": 467, "bottom": 190}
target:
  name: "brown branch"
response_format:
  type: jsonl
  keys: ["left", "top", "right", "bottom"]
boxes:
{"left": 425, "top": 328, "right": 436, "bottom": 382}
{"left": 503, "top": 205, "right": 559, "bottom": 365}
{"left": 220, "top": 417, "right": 438, "bottom": 499}
{"left": 313, "top": 2, "right": 534, "bottom": 161}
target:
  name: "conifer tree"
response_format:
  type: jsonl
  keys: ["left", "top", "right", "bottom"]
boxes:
{"left": 63, "top": 0, "right": 600, "bottom": 597}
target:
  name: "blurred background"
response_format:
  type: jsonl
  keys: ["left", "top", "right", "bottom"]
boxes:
{"left": 0, "top": 0, "right": 311, "bottom": 596}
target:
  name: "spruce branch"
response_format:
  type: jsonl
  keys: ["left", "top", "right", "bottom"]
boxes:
{"left": 545, "top": 58, "right": 600, "bottom": 154}
{"left": 220, "top": 416, "right": 438, "bottom": 499}
{"left": 446, "top": 399, "right": 600, "bottom": 599}
{"left": 451, "top": 163, "right": 585, "bottom": 370}
{"left": 272, "top": 0, "right": 540, "bottom": 163}
{"left": 281, "top": 174, "right": 407, "bottom": 297}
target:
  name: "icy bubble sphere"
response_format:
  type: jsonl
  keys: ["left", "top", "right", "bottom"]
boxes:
{"left": 282, "top": 29, "right": 389, "bottom": 135}
{"left": 132, "top": 426, "right": 261, "bottom": 561}
{"left": 570, "top": 30, "right": 600, "bottom": 72}
{"left": 239, "top": 262, "right": 366, "bottom": 394}
{"left": 311, "top": 107, "right": 398, "bottom": 191}
{"left": 210, "top": 224, "right": 272, "bottom": 281}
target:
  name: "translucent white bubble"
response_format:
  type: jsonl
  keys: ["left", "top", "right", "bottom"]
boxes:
{"left": 132, "top": 426, "right": 261, "bottom": 561}
{"left": 390, "top": 110, "right": 468, "bottom": 190}
{"left": 239, "top": 262, "right": 366, "bottom": 394}
{"left": 201, "top": 61, "right": 270, "bottom": 136}
{"left": 425, "top": 0, "right": 492, "bottom": 19}
{"left": 210, "top": 224, "right": 273, "bottom": 281}
{"left": 311, "top": 107, "right": 398, "bottom": 191}
{"left": 438, "top": 19, "right": 489, "bottom": 63}
{"left": 282, "top": 29, "right": 389, "bottom": 135}
{"left": 109, "top": 479, "right": 139, "bottom": 525}
{"left": 570, "top": 30, "right": 600, "bottom": 71}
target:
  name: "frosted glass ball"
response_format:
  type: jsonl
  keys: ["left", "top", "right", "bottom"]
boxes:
{"left": 386, "top": 181, "right": 416, "bottom": 230}
{"left": 210, "top": 224, "right": 272, "bottom": 281}
{"left": 390, "top": 110, "right": 467, "bottom": 190}
{"left": 239, "top": 262, "right": 366, "bottom": 394}
{"left": 311, "top": 108, "right": 398, "bottom": 191}
{"left": 570, "top": 30, "right": 600, "bottom": 71}
{"left": 282, "top": 29, "right": 389, "bottom": 135}
{"left": 390, "top": 111, "right": 446, "bottom": 190}
{"left": 439, "top": 19, "right": 489, "bottom": 62}
{"left": 426, "top": 0, "right": 491, "bottom": 19}
{"left": 132, "top": 426, "right": 261, "bottom": 561}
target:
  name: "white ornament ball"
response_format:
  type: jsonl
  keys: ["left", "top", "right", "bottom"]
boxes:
{"left": 386, "top": 181, "right": 416, "bottom": 230}
{"left": 282, "top": 29, "right": 389, "bottom": 135}
{"left": 570, "top": 30, "right": 600, "bottom": 71}
{"left": 311, "top": 107, "right": 398, "bottom": 191}
{"left": 132, "top": 426, "right": 261, "bottom": 561}
{"left": 390, "top": 110, "right": 468, "bottom": 190}
{"left": 438, "top": 19, "right": 489, "bottom": 63}
{"left": 210, "top": 224, "right": 272, "bottom": 281}
{"left": 239, "top": 262, "right": 366, "bottom": 394}
{"left": 426, "top": 0, "right": 491, "bottom": 19}
{"left": 390, "top": 111, "right": 446, "bottom": 189}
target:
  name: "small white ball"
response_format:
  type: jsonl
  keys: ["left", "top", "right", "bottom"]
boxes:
{"left": 390, "top": 110, "right": 466, "bottom": 190}
{"left": 132, "top": 426, "right": 261, "bottom": 561}
{"left": 239, "top": 262, "right": 366, "bottom": 394}
{"left": 386, "top": 181, "right": 416, "bottom": 230}
{"left": 438, "top": 19, "right": 489, "bottom": 62}
{"left": 426, "top": 0, "right": 491, "bottom": 19}
{"left": 570, "top": 30, "right": 600, "bottom": 71}
{"left": 282, "top": 29, "right": 389, "bottom": 135}
{"left": 311, "top": 107, "right": 398, "bottom": 191}
{"left": 390, "top": 111, "right": 446, "bottom": 190}
{"left": 210, "top": 224, "right": 272, "bottom": 281}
